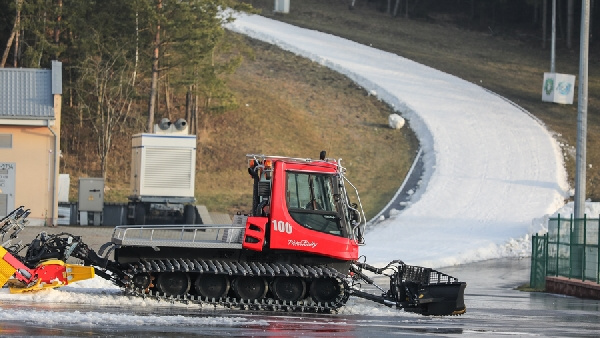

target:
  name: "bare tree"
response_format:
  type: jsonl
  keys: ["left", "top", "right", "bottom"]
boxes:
{"left": 542, "top": 0, "right": 548, "bottom": 48}
{"left": 392, "top": 0, "right": 401, "bottom": 17}
{"left": 1, "top": 0, "right": 23, "bottom": 68}
{"left": 53, "top": 0, "right": 62, "bottom": 59}
{"left": 75, "top": 44, "right": 135, "bottom": 179}
{"left": 567, "top": 0, "right": 574, "bottom": 48}
{"left": 148, "top": 0, "right": 162, "bottom": 133}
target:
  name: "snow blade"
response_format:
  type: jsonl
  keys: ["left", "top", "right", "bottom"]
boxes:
{"left": 351, "top": 261, "right": 466, "bottom": 316}
{"left": 399, "top": 280, "right": 466, "bottom": 316}
{"left": 392, "top": 264, "right": 466, "bottom": 316}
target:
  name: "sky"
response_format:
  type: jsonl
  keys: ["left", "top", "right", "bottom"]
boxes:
{"left": 0, "top": 11, "right": 590, "bottom": 324}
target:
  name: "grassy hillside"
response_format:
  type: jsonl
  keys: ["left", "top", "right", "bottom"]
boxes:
{"left": 73, "top": 35, "right": 419, "bottom": 220}
{"left": 247, "top": 0, "right": 600, "bottom": 202}
{"left": 194, "top": 38, "right": 419, "bottom": 218}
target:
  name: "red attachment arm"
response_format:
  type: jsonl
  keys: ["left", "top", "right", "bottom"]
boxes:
{"left": 1, "top": 249, "right": 35, "bottom": 283}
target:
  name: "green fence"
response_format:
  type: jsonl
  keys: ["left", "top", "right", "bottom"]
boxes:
{"left": 530, "top": 215, "right": 600, "bottom": 290}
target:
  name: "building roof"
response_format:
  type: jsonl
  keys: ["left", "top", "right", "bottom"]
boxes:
{"left": 0, "top": 61, "right": 62, "bottom": 122}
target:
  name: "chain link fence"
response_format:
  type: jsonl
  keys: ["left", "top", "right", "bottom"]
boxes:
{"left": 530, "top": 215, "right": 600, "bottom": 290}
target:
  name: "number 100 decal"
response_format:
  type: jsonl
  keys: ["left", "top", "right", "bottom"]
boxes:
{"left": 272, "top": 220, "right": 292, "bottom": 234}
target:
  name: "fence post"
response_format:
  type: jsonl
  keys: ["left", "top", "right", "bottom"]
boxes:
{"left": 530, "top": 234, "right": 536, "bottom": 287}
{"left": 545, "top": 233, "right": 549, "bottom": 285}
{"left": 556, "top": 215, "right": 561, "bottom": 277}
{"left": 583, "top": 215, "right": 587, "bottom": 281}
{"left": 569, "top": 214, "right": 573, "bottom": 279}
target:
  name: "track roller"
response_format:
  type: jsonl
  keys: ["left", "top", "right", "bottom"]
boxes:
{"left": 156, "top": 272, "right": 190, "bottom": 296}
{"left": 132, "top": 273, "right": 152, "bottom": 290}
{"left": 194, "top": 274, "right": 230, "bottom": 298}
{"left": 232, "top": 276, "right": 268, "bottom": 300}
{"left": 310, "top": 277, "right": 342, "bottom": 303}
{"left": 272, "top": 276, "right": 306, "bottom": 302}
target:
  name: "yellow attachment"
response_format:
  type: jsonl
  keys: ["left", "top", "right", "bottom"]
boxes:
{"left": 0, "top": 247, "right": 17, "bottom": 288}
{"left": 9, "top": 276, "right": 59, "bottom": 294}
{"left": 64, "top": 263, "right": 95, "bottom": 284}
{"left": 9, "top": 260, "right": 95, "bottom": 294}
{"left": 452, "top": 307, "right": 467, "bottom": 316}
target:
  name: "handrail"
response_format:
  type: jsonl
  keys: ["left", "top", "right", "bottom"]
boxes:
{"left": 112, "top": 224, "right": 245, "bottom": 247}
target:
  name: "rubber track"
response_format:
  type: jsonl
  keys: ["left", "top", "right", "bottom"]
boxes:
{"left": 120, "top": 258, "right": 351, "bottom": 312}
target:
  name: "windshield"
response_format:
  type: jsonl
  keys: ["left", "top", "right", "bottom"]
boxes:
{"left": 286, "top": 171, "right": 345, "bottom": 237}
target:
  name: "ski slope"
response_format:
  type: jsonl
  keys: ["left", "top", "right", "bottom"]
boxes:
{"left": 225, "top": 13, "right": 570, "bottom": 268}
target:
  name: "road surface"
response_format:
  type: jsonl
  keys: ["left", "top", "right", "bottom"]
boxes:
{"left": 1, "top": 258, "right": 599, "bottom": 337}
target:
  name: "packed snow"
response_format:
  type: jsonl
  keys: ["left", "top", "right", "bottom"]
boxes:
{"left": 0, "top": 11, "right": 584, "bottom": 324}
{"left": 0, "top": 306, "right": 268, "bottom": 328}
{"left": 0, "top": 278, "right": 271, "bottom": 326}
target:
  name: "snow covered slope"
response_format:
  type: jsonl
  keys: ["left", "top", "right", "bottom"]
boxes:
{"left": 226, "top": 13, "right": 569, "bottom": 268}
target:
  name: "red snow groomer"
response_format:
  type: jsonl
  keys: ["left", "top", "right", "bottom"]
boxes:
{"left": 1, "top": 153, "right": 466, "bottom": 316}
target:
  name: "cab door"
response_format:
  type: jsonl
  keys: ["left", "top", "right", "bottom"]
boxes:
{"left": 268, "top": 161, "right": 359, "bottom": 260}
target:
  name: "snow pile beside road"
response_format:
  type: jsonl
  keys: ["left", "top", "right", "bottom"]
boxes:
{"left": 0, "top": 304, "right": 268, "bottom": 328}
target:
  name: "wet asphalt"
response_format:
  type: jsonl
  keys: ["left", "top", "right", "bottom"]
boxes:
{"left": 1, "top": 257, "right": 600, "bottom": 337}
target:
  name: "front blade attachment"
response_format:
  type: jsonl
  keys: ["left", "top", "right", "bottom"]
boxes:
{"left": 351, "top": 261, "right": 466, "bottom": 316}
{"left": 391, "top": 264, "right": 466, "bottom": 316}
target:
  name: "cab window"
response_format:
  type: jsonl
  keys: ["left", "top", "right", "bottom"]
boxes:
{"left": 286, "top": 172, "right": 343, "bottom": 236}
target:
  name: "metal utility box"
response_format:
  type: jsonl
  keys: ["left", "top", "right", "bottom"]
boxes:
{"left": 130, "top": 133, "right": 196, "bottom": 199}
{"left": 78, "top": 178, "right": 104, "bottom": 212}
{"left": 0, "top": 163, "right": 16, "bottom": 217}
{"left": 78, "top": 178, "right": 104, "bottom": 226}
{"left": 58, "top": 174, "right": 70, "bottom": 203}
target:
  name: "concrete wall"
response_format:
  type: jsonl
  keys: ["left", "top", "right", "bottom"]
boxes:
{"left": 545, "top": 276, "right": 600, "bottom": 300}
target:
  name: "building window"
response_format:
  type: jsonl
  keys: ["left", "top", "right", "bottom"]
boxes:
{"left": 0, "top": 134, "right": 12, "bottom": 148}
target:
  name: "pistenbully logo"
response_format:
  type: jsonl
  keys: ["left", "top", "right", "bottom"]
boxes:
{"left": 288, "top": 239, "right": 318, "bottom": 248}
